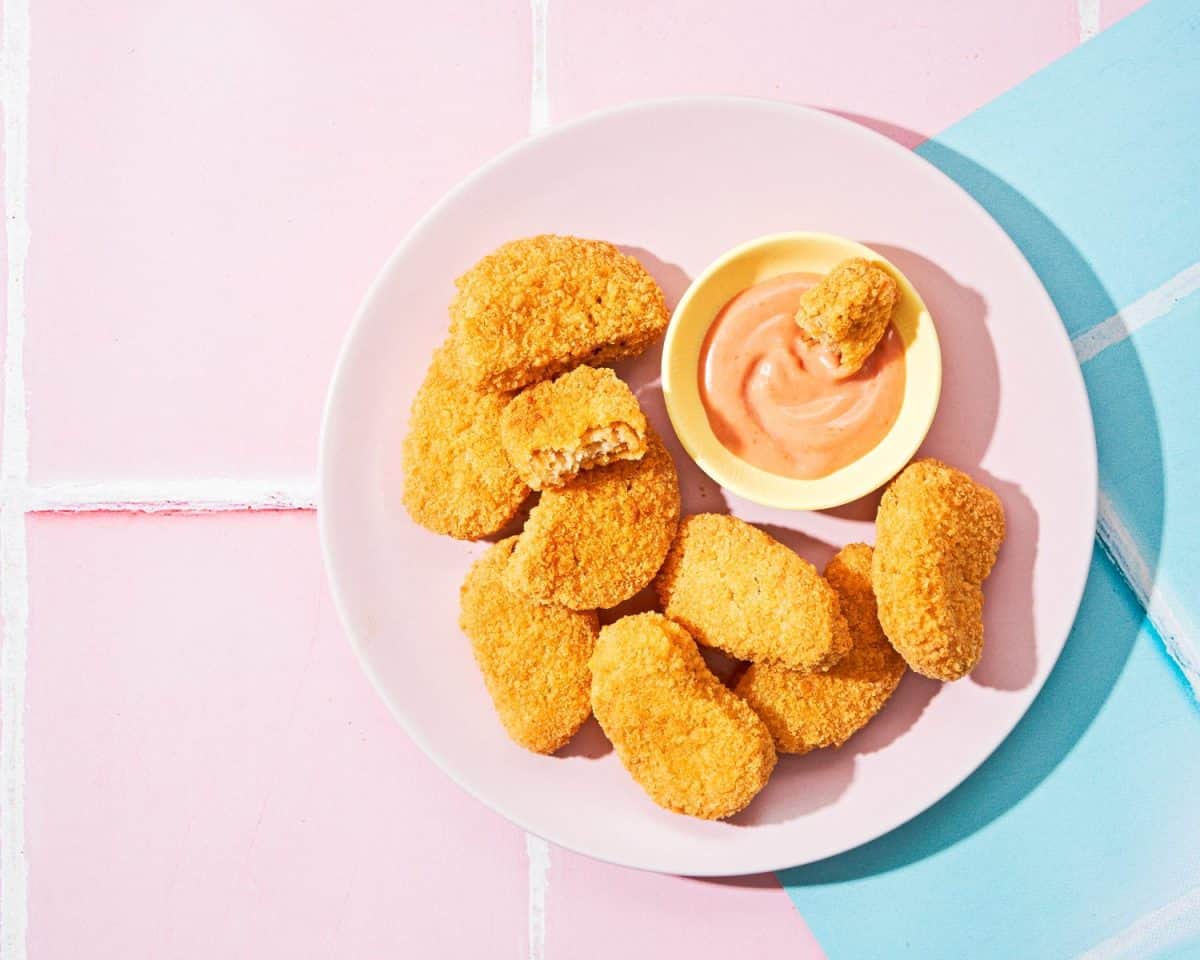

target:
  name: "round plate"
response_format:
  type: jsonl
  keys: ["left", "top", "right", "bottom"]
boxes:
{"left": 320, "top": 98, "right": 1097, "bottom": 876}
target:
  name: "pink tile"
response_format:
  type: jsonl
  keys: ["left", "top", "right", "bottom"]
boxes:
{"left": 1101, "top": 0, "right": 1151, "bottom": 29}
{"left": 547, "top": 847, "right": 825, "bottom": 959}
{"left": 26, "top": 2, "right": 530, "bottom": 482}
{"left": 25, "top": 512, "right": 528, "bottom": 959}
{"left": 549, "top": 0, "right": 1079, "bottom": 147}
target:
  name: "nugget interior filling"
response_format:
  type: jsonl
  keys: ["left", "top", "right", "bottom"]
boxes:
{"left": 527, "top": 422, "right": 643, "bottom": 488}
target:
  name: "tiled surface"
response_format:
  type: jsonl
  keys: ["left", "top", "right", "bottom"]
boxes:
{"left": 24, "top": 1, "right": 530, "bottom": 482}
{"left": 25, "top": 513, "right": 530, "bottom": 959}
{"left": 4, "top": 1, "right": 1192, "bottom": 959}
{"left": 1085, "top": 295, "right": 1200, "bottom": 664}
{"left": 547, "top": 851, "right": 823, "bottom": 959}
{"left": 549, "top": 0, "right": 1080, "bottom": 147}
{"left": 1103, "top": 0, "right": 1153, "bottom": 27}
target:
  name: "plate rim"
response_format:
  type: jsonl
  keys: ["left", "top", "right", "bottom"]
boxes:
{"left": 318, "top": 96, "right": 1099, "bottom": 876}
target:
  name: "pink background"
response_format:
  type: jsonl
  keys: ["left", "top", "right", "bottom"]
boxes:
{"left": 1, "top": 1, "right": 1146, "bottom": 957}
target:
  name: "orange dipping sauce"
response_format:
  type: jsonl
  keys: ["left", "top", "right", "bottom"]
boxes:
{"left": 699, "top": 272, "right": 906, "bottom": 480}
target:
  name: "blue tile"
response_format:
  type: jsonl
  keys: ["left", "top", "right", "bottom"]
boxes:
{"left": 1084, "top": 289, "right": 1200, "bottom": 672}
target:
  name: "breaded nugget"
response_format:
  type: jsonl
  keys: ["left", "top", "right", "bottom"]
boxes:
{"left": 736, "top": 544, "right": 906, "bottom": 753}
{"left": 795, "top": 257, "right": 899, "bottom": 376}
{"left": 656, "top": 514, "right": 852, "bottom": 671}
{"left": 873, "top": 459, "right": 1006, "bottom": 681}
{"left": 450, "top": 235, "right": 669, "bottom": 392}
{"left": 459, "top": 537, "right": 597, "bottom": 753}
{"left": 401, "top": 343, "right": 529, "bottom": 539}
{"left": 590, "top": 613, "right": 776, "bottom": 819}
{"left": 500, "top": 365, "right": 648, "bottom": 491}
{"left": 503, "top": 427, "right": 680, "bottom": 610}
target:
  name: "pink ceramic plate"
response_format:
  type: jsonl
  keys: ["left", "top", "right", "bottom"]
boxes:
{"left": 320, "top": 99, "right": 1097, "bottom": 876}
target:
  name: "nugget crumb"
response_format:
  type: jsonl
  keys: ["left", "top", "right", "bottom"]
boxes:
{"left": 795, "top": 257, "right": 898, "bottom": 376}
{"left": 460, "top": 537, "right": 596, "bottom": 753}
{"left": 656, "top": 514, "right": 851, "bottom": 671}
{"left": 590, "top": 612, "right": 776, "bottom": 819}
{"left": 450, "top": 235, "right": 669, "bottom": 391}
{"left": 500, "top": 365, "right": 647, "bottom": 490}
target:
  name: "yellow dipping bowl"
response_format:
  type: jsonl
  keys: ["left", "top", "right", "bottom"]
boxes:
{"left": 662, "top": 232, "right": 942, "bottom": 511}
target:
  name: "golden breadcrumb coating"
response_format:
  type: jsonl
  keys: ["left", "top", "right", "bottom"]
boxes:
{"left": 655, "top": 514, "right": 852, "bottom": 671}
{"left": 873, "top": 459, "right": 1006, "bottom": 681}
{"left": 401, "top": 343, "right": 529, "bottom": 540}
{"left": 590, "top": 613, "right": 776, "bottom": 820}
{"left": 450, "top": 235, "right": 669, "bottom": 392}
{"left": 795, "top": 257, "right": 899, "bottom": 376}
{"left": 503, "top": 427, "right": 680, "bottom": 610}
{"left": 499, "top": 365, "right": 648, "bottom": 491}
{"left": 736, "top": 543, "right": 906, "bottom": 754}
{"left": 459, "top": 537, "right": 597, "bottom": 754}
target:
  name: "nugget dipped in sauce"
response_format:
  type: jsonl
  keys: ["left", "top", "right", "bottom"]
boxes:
{"left": 737, "top": 543, "right": 906, "bottom": 754}
{"left": 590, "top": 613, "right": 776, "bottom": 819}
{"left": 873, "top": 459, "right": 1006, "bottom": 681}
{"left": 500, "top": 365, "right": 647, "bottom": 491}
{"left": 656, "top": 514, "right": 851, "bottom": 671}
{"left": 795, "top": 257, "right": 899, "bottom": 377}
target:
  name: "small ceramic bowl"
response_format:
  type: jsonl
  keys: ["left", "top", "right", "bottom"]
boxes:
{"left": 661, "top": 232, "right": 941, "bottom": 510}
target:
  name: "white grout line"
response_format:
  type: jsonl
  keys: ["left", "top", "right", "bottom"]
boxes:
{"left": 529, "top": 0, "right": 550, "bottom": 134}
{"left": 1078, "top": 0, "right": 1101, "bottom": 42}
{"left": 1096, "top": 490, "right": 1200, "bottom": 699}
{"left": 525, "top": 834, "right": 550, "bottom": 960}
{"left": 0, "top": 0, "right": 31, "bottom": 956}
{"left": 1072, "top": 261, "right": 1200, "bottom": 365}
{"left": 1074, "top": 885, "right": 1200, "bottom": 959}
{"left": 524, "top": 5, "right": 552, "bottom": 956}
{"left": 25, "top": 477, "right": 317, "bottom": 514}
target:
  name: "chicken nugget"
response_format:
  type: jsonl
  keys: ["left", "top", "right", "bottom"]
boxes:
{"left": 500, "top": 365, "right": 648, "bottom": 491}
{"left": 503, "top": 427, "right": 679, "bottom": 610}
{"left": 656, "top": 514, "right": 852, "bottom": 671}
{"left": 873, "top": 459, "right": 1006, "bottom": 681}
{"left": 795, "top": 257, "right": 898, "bottom": 376}
{"left": 590, "top": 612, "right": 776, "bottom": 819}
{"left": 736, "top": 544, "right": 906, "bottom": 753}
{"left": 402, "top": 343, "right": 529, "bottom": 539}
{"left": 450, "top": 235, "right": 669, "bottom": 392}
{"left": 459, "top": 537, "right": 597, "bottom": 753}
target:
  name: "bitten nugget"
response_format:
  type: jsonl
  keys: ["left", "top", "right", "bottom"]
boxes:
{"left": 737, "top": 544, "right": 906, "bottom": 754}
{"left": 500, "top": 365, "right": 648, "bottom": 491}
{"left": 873, "top": 459, "right": 1006, "bottom": 681}
{"left": 450, "top": 235, "right": 669, "bottom": 391}
{"left": 590, "top": 613, "right": 776, "bottom": 819}
{"left": 795, "top": 257, "right": 899, "bottom": 376}
{"left": 503, "top": 428, "right": 680, "bottom": 610}
{"left": 402, "top": 343, "right": 529, "bottom": 539}
{"left": 459, "top": 537, "right": 597, "bottom": 753}
{"left": 656, "top": 514, "right": 851, "bottom": 671}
